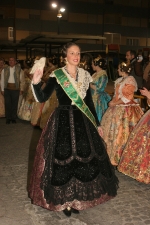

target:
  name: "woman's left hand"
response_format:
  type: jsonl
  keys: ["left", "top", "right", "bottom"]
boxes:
{"left": 98, "top": 126, "right": 103, "bottom": 137}
{"left": 140, "top": 87, "right": 150, "bottom": 99}
{"left": 109, "top": 101, "right": 116, "bottom": 107}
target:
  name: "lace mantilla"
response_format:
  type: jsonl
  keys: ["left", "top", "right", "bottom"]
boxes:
{"left": 50, "top": 67, "right": 93, "bottom": 100}
{"left": 115, "top": 76, "right": 137, "bottom": 91}
{"left": 114, "top": 76, "right": 137, "bottom": 101}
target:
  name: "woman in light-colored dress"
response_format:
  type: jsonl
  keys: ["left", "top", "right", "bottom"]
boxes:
{"left": 101, "top": 62, "right": 144, "bottom": 166}
{"left": 90, "top": 57, "right": 111, "bottom": 122}
{"left": 18, "top": 60, "right": 35, "bottom": 121}
{"left": 0, "top": 58, "right": 6, "bottom": 117}
{"left": 118, "top": 87, "right": 150, "bottom": 184}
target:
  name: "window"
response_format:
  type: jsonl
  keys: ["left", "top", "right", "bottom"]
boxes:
{"left": 104, "top": 33, "right": 121, "bottom": 44}
{"left": 8, "top": 27, "right": 13, "bottom": 41}
{"left": 126, "top": 38, "right": 139, "bottom": 46}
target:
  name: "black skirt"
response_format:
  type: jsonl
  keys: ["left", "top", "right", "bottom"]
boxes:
{"left": 29, "top": 105, "right": 119, "bottom": 211}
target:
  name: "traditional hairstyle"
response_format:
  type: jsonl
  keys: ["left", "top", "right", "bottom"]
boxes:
{"left": 93, "top": 57, "right": 106, "bottom": 69}
{"left": 61, "top": 42, "right": 80, "bottom": 58}
{"left": 119, "top": 62, "right": 132, "bottom": 74}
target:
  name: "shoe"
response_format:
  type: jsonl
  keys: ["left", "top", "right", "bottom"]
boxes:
{"left": 6, "top": 119, "right": 11, "bottom": 124}
{"left": 63, "top": 208, "right": 71, "bottom": 217}
{"left": 11, "top": 120, "right": 16, "bottom": 124}
{"left": 71, "top": 208, "right": 79, "bottom": 214}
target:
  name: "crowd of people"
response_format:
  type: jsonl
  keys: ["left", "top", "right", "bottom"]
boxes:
{"left": 0, "top": 43, "right": 150, "bottom": 218}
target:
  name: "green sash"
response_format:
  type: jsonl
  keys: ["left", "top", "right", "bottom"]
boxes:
{"left": 54, "top": 68, "right": 97, "bottom": 128}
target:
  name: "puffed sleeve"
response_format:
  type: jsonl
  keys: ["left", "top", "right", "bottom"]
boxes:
{"left": 121, "top": 84, "right": 136, "bottom": 103}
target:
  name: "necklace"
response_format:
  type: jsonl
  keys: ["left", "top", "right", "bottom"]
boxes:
{"left": 65, "top": 67, "right": 78, "bottom": 81}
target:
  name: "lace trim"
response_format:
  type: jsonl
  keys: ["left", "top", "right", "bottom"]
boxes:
{"left": 115, "top": 76, "right": 137, "bottom": 100}
{"left": 50, "top": 67, "right": 92, "bottom": 100}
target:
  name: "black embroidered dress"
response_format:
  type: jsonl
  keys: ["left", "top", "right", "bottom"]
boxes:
{"left": 29, "top": 67, "right": 118, "bottom": 211}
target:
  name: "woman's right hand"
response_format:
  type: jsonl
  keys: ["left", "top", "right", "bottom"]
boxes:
{"left": 32, "top": 69, "right": 43, "bottom": 84}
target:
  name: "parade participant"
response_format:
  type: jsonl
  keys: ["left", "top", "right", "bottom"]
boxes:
{"left": 28, "top": 42, "right": 119, "bottom": 217}
{"left": 118, "top": 87, "right": 150, "bottom": 184}
{"left": 90, "top": 57, "right": 111, "bottom": 122}
{"left": 0, "top": 58, "right": 6, "bottom": 117}
{"left": 101, "top": 62, "right": 143, "bottom": 166}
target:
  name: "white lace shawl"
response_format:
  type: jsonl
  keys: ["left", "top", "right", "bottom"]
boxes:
{"left": 50, "top": 67, "right": 93, "bottom": 103}
{"left": 114, "top": 76, "right": 137, "bottom": 103}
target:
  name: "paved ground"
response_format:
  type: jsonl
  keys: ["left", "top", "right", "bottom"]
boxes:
{"left": 0, "top": 82, "right": 150, "bottom": 225}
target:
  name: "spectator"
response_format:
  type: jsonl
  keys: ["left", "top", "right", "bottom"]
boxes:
{"left": 126, "top": 50, "right": 143, "bottom": 90}
{"left": 1, "top": 57, "right": 25, "bottom": 124}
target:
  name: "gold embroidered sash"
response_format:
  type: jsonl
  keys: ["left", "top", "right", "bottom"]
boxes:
{"left": 54, "top": 68, "right": 97, "bottom": 128}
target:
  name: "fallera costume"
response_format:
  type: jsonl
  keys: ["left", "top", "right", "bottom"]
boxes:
{"left": 18, "top": 76, "right": 34, "bottom": 121}
{"left": 0, "top": 67, "right": 5, "bottom": 117}
{"left": 29, "top": 58, "right": 118, "bottom": 212}
{"left": 101, "top": 75, "right": 144, "bottom": 166}
{"left": 118, "top": 109, "right": 150, "bottom": 184}
{"left": 90, "top": 70, "right": 111, "bottom": 122}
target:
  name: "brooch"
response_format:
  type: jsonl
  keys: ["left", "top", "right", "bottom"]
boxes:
{"left": 64, "top": 81, "right": 70, "bottom": 88}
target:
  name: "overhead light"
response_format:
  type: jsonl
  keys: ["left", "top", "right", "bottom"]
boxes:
{"left": 60, "top": 7, "right": 65, "bottom": 12}
{"left": 51, "top": 3, "right": 57, "bottom": 8}
{"left": 57, "top": 13, "right": 62, "bottom": 18}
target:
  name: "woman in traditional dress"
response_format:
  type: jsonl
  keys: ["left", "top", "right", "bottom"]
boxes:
{"left": 118, "top": 87, "right": 150, "bottom": 184}
{"left": 18, "top": 60, "right": 35, "bottom": 121}
{"left": 0, "top": 58, "right": 6, "bottom": 117}
{"left": 90, "top": 57, "right": 111, "bottom": 122}
{"left": 29, "top": 42, "right": 119, "bottom": 217}
{"left": 101, "top": 62, "right": 143, "bottom": 166}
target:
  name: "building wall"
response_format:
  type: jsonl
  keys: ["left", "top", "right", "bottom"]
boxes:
{"left": 0, "top": 0, "right": 150, "bottom": 59}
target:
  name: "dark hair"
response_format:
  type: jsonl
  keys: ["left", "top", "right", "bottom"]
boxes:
{"left": 25, "top": 59, "right": 33, "bottom": 68}
{"left": 93, "top": 57, "right": 106, "bottom": 69}
{"left": 0, "top": 57, "right": 5, "bottom": 62}
{"left": 119, "top": 62, "right": 132, "bottom": 74}
{"left": 61, "top": 42, "right": 80, "bottom": 58}
{"left": 128, "top": 50, "right": 136, "bottom": 57}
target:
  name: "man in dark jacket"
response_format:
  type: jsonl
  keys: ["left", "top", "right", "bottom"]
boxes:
{"left": 126, "top": 50, "right": 143, "bottom": 90}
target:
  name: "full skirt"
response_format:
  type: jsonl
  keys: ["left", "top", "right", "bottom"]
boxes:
{"left": 29, "top": 105, "right": 119, "bottom": 211}
{"left": 101, "top": 104, "right": 143, "bottom": 166}
{"left": 118, "top": 110, "right": 150, "bottom": 184}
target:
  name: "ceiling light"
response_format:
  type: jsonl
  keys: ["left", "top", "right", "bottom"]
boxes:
{"left": 57, "top": 13, "right": 62, "bottom": 18}
{"left": 60, "top": 7, "right": 65, "bottom": 12}
{"left": 51, "top": 3, "right": 57, "bottom": 8}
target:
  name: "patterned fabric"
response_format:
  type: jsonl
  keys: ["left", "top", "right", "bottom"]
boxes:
{"left": 90, "top": 70, "right": 111, "bottom": 122}
{"left": 0, "top": 84, "right": 5, "bottom": 117}
{"left": 0, "top": 69, "right": 5, "bottom": 117}
{"left": 51, "top": 67, "right": 93, "bottom": 100}
{"left": 118, "top": 110, "right": 150, "bottom": 184}
{"left": 29, "top": 105, "right": 119, "bottom": 211}
{"left": 101, "top": 76, "right": 143, "bottom": 166}
{"left": 18, "top": 78, "right": 35, "bottom": 121}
